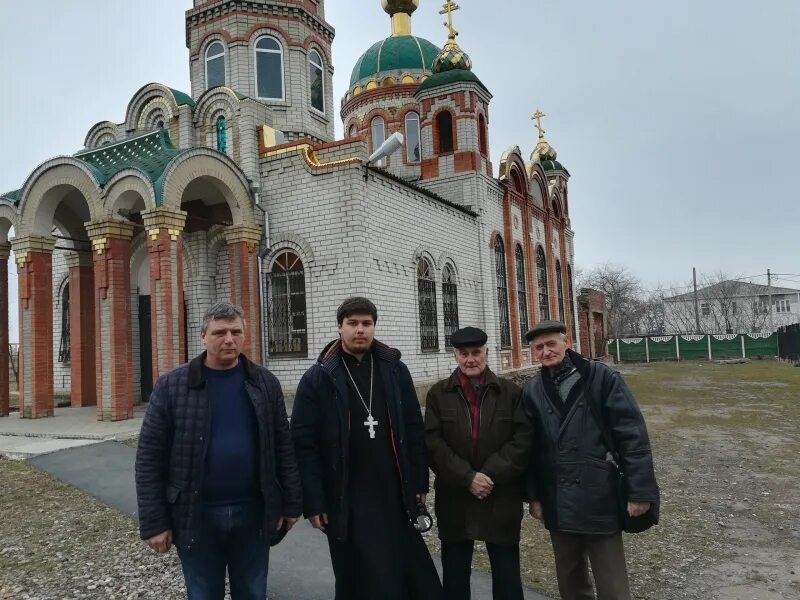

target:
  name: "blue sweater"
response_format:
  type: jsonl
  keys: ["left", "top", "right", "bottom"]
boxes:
{"left": 202, "top": 361, "right": 260, "bottom": 505}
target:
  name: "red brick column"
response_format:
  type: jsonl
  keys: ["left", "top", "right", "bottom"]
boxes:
{"left": 503, "top": 196, "right": 522, "bottom": 368}
{"left": 225, "top": 225, "right": 263, "bottom": 363}
{"left": 87, "top": 220, "right": 135, "bottom": 421}
{"left": 142, "top": 209, "right": 187, "bottom": 382}
{"left": 0, "top": 243, "right": 10, "bottom": 417}
{"left": 67, "top": 253, "right": 96, "bottom": 408}
{"left": 12, "top": 236, "right": 56, "bottom": 418}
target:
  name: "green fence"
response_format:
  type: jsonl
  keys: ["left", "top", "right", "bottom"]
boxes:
{"left": 607, "top": 333, "right": 778, "bottom": 363}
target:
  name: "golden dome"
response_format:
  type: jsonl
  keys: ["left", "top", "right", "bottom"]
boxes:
{"left": 382, "top": 0, "right": 420, "bottom": 16}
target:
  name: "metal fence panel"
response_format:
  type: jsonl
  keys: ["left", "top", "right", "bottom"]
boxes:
{"left": 619, "top": 338, "right": 647, "bottom": 362}
{"left": 710, "top": 335, "right": 742, "bottom": 359}
{"left": 649, "top": 336, "right": 678, "bottom": 361}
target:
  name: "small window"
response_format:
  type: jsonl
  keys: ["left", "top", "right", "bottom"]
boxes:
{"left": 405, "top": 111, "right": 421, "bottom": 163}
{"left": 478, "top": 113, "right": 488, "bottom": 155}
{"left": 536, "top": 246, "right": 550, "bottom": 321}
{"left": 205, "top": 42, "right": 226, "bottom": 89}
{"left": 216, "top": 116, "right": 228, "bottom": 155}
{"left": 58, "top": 283, "right": 70, "bottom": 364}
{"left": 701, "top": 303, "right": 710, "bottom": 316}
{"left": 348, "top": 124, "right": 357, "bottom": 138}
{"left": 371, "top": 116, "right": 386, "bottom": 166}
{"left": 418, "top": 259, "right": 439, "bottom": 351}
{"left": 436, "top": 111, "right": 454, "bottom": 153}
{"left": 255, "top": 35, "right": 284, "bottom": 100}
{"left": 309, "top": 50, "right": 325, "bottom": 113}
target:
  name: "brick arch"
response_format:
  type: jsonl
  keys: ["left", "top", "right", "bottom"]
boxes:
{"left": 195, "top": 87, "right": 241, "bottom": 127}
{"left": 302, "top": 37, "right": 333, "bottom": 68}
{"left": 431, "top": 107, "right": 457, "bottom": 155}
{"left": 84, "top": 121, "right": 120, "bottom": 150}
{"left": 129, "top": 231, "right": 149, "bottom": 289}
{"left": 17, "top": 159, "right": 104, "bottom": 237}
{"left": 193, "top": 31, "right": 233, "bottom": 59}
{"left": 124, "top": 83, "right": 182, "bottom": 133}
{"left": 437, "top": 252, "right": 460, "bottom": 279}
{"left": 266, "top": 232, "right": 315, "bottom": 267}
{"left": 159, "top": 150, "right": 254, "bottom": 226}
{"left": 488, "top": 229, "right": 504, "bottom": 250}
{"left": 104, "top": 171, "right": 157, "bottom": 215}
{"left": 0, "top": 202, "right": 18, "bottom": 244}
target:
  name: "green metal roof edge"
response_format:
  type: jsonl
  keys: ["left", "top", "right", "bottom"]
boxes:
{"left": 168, "top": 87, "right": 196, "bottom": 108}
{"left": 152, "top": 146, "right": 195, "bottom": 207}
{"left": 541, "top": 159, "right": 569, "bottom": 175}
{"left": 1, "top": 189, "right": 21, "bottom": 205}
{"left": 416, "top": 69, "right": 486, "bottom": 93}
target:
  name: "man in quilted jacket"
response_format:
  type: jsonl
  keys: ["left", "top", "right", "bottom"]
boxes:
{"left": 135, "top": 302, "right": 302, "bottom": 600}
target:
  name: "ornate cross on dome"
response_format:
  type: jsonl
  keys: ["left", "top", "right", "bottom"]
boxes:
{"left": 439, "top": 0, "right": 461, "bottom": 39}
{"left": 532, "top": 109, "right": 547, "bottom": 139}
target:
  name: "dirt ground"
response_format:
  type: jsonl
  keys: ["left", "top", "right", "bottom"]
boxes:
{"left": 2, "top": 360, "right": 799, "bottom": 599}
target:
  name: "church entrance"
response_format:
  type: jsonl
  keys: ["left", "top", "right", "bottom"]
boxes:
{"left": 138, "top": 295, "right": 152, "bottom": 402}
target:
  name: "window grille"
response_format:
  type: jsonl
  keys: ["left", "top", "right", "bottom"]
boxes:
{"left": 536, "top": 246, "right": 550, "bottom": 321}
{"left": 442, "top": 265, "right": 459, "bottom": 348}
{"left": 515, "top": 245, "right": 529, "bottom": 344}
{"left": 268, "top": 252, "right": 307, "bottom": 355}
{"left": 418, "top": 259, "right": 439, "bottom": 351}
{"left": 495, "top": 237, "right": 511, "bottom": 348}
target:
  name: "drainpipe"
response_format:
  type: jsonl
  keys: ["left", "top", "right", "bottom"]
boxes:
{"left": 251, "top": 179, "right": 269, "bottom": 365}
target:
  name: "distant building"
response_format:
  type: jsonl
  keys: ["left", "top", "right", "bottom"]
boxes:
{"left": 663, "top": 281, "right": 800, "bottom": 334}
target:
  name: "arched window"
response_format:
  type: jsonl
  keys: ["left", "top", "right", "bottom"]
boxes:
{"left": 405, "top": 111, "right": 421, "bottom": 163}
{"left": 442, "top": 265, "right": 459, "bottom": 348}
{"left": 556, "top": 260, "right": 565, "bottom": 322}
{"left": 255, "top": 35, "right": 284, "bottom": 100}
{"left": 536, "top": 246, "right": 550, "bottom": 321}
{"left": 309, "top": 49, "right": 325, "bottom": 113}
{"left": 205, "top": 42, "right": 226, "bottom": 89}
{"left": 216, "top": 116, "right": 227, "bottom": 155}
{"left": 417, "top": 258, "right": 439, "bottom": 351}
{"left": 478, "top": 113, "right": 488, "bottom": 156}
{"left": 348, "top": 124, "right": 357, "bottom": 137}
{"left": 268, "top": 251, "right": 307, "bottom": 355}
{"left": 495, "top": 237, "right": 511, "bottom": 348}
{"left": 515, "top": 245, "right": 529, "bottom": 344}
{"left": 436, "top": 111, "right": 454, "bottom": 153}
{"left": 371, "top": 116, "right": 386, "bottom": 166}
{"left": 567, "top": 264, "right": 577, "bottom": 339}
{"left": 58, "top": 282, "right": 70, "bottom": 363}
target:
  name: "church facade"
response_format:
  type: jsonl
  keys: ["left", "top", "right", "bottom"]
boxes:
{"left": 0, "top": 0, "right": 580, "bottom": 420}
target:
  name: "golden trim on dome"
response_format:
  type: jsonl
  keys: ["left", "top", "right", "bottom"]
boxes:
{"left": 353, "top": 86, "right": 362, "bottom": 96}
{"left": 382, "top": 76, "right": 397, "bottom": 87}
{"left": 391, "top": 13, "right": 412, "bottom": 36}
{"left": 366, "top": 81, "right": 379, "bottom": 91}
{"left": 401, "top": 74, "right": 416, "bottom": 84}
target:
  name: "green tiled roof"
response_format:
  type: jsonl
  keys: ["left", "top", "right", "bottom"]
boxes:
{"left": 541, "top": 159, "right": 569, "bottom": 175}
{"left": 168, "top": 87, "right": 196, "bottom": 108}
{"left": 1, "top": 189, "right": 21, "bottom": 205}
{"left": 417, "top": 68, "right": 487, "bottom": 93}
{"left": 350, "top": 35, "right": 440, "bottom": 87}
{"left": 75, "top": 129, "right": 189, "bottom": 205}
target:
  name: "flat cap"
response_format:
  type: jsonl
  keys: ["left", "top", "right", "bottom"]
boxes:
{"left": 524, "top": 320, "right": 567, "bottom": 342}
{"left": 450, "top": 326, "right": 488, "bottom": 348}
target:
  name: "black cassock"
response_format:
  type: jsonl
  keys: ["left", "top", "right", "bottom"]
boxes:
{"left": 330, "top": 351, "right": 442, "bottom": 600}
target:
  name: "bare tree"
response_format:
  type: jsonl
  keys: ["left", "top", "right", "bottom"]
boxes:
{"left": 581, "top": 263, "right": 643, "bottom": 336}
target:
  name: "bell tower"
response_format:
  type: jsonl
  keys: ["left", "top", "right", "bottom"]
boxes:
{"left": 186, "top": 0, "right": 335, "bottom": 142}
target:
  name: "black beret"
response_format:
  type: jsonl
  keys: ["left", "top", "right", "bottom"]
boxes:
{"left": 450, "top": 327, "right": 488, "bottom": 348}
{"left": 524, "top": 320, "right": 567, "bottom": 342}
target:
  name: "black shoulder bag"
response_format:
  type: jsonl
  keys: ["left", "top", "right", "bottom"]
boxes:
{"left": 586, "top": 387, "right": 660, "bottom": 534}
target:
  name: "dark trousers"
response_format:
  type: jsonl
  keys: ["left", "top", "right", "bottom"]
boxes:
{"left": 441, "top": 540, "right": 524, "bottom": 600}
{"left": 549, "top": 531, "right": 631, "bottom": 600}
{"left": 177, "top": 502, "right": 269, "bottom": 600}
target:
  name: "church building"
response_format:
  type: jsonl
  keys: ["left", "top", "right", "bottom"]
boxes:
{"left": 0, "top": 0, "right": 580, "bottom": 420}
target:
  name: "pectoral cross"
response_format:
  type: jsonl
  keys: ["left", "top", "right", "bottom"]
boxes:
{"left": 532, "top": 109, "right": 546, "bottom": 140}
{"left": 364, "top": 414, "right": 379, "bottom": 439}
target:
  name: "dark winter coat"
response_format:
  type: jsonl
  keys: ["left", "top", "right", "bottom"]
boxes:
{"left": 522, "top": 349, "right": 658, "bottom": 535}
{"left": 135, "top": 353, "right": 303, "bottom": 550}
{"left": 290, "top": 339, "right": 429, "bottom": 542}
{"left": 425, "top": 369, "right": 533, "bottom": 544}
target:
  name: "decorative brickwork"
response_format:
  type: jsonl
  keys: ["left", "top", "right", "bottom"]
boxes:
{"left": 87, "top": 220, "right": 135, "bottom": 421}
{"left": 68, "top": 261, "right": 96, "bottom": 408}
{"left": 143, "top": 209, "right": 188, "bottom": 383}
{"left": 225, "top": 225, "right": 263, "bottom": 362}
{"left": 13, "top": 236, "right": 57, "bottom": 419}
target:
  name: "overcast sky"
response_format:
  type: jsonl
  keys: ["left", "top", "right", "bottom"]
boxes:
{"left": 1, "top": 0, "right": 799, "bottom": 340}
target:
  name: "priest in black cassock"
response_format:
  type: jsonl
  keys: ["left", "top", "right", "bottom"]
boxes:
{"left": 291, "top": 297, "right": 444, "bottom": 600}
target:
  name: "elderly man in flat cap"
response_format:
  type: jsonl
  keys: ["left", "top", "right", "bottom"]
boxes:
{"left": 522, "top": 320, "right": 659, "bottom": 600}
{"left": 424, "top": 327, "right": 533, "bottom": 600}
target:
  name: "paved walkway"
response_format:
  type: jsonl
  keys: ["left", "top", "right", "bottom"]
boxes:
{"left": 28, "top": 441, "right": 552, "bottom": 600}
{"left": 0, "top": 406, "right": 144, "bottom": 458}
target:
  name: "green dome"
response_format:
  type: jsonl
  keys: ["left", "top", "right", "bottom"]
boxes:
{"left": 350, "top": 35, "right": 440, "bottom": 88}
{"left": 417, "top": 69, "right": 486, "bottom": 93}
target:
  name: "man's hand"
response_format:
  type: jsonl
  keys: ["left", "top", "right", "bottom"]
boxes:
{"left": 529, "top": 501, "right": 543, "bottom": 522}
{"left": 145, "top": 530, "right": 173, "bottom": 554}
{"left": 628, "top": 502, "right": 651, "bottom": 518}
{"left": 309, "top": 513, "right": 328, "bottom": 532}
{"left": 469, "top": 473, "right": 494, "bottom": 499}
{"left": 416, "top": 494, "right": 427, "bottom": 504}
{"left": 276, "top": 517, "right": 299, "bottom": 532}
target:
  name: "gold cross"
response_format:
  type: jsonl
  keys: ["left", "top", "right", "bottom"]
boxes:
{"left": 532, "top": 109, "right": 546, "bottom": 139}
{"left": 439, "top": 0, "right": 460, "bottom": 39}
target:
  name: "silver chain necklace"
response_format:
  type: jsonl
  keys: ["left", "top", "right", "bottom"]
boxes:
{"left": 342, "top": 355, "right": 379, "bottom": 439}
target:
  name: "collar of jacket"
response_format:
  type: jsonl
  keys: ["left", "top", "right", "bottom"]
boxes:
{"left": 316, "top": 338, "right": 401, "bottom": 377}
{"left": 188, "top": 351, "right": 258, "bottom": 388}
{"left": 444, "top": 367, "right": 501, "bottom": 392}
{"left": 566, "top": 348, "right": 592, "bottom": 379}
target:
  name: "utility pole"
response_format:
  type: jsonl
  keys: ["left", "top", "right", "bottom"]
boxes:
{"left": 768, "top": 269, "right": 774, "bottom": 332}
{"left": 693, "top": 267, "right": 701, "bottom": 333}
